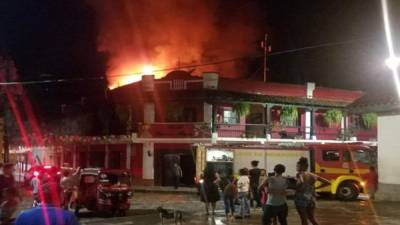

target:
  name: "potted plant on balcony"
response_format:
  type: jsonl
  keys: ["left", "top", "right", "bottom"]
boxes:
{"left": 232, "top": 102, "right": 251, "bottom": 117}
{"left": 323, "top": 109, "right": 343, "bottom": 127}
{"left": 361, "top": 113, "right": 377, "bottom": 129}
{"left": 280, "top": 106, "right": 298, "bottom": 127}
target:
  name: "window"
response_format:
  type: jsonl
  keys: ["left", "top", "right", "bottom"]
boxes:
{"left": 352, "top": 149, "right": 371, "bottom": 164}
{"left": 343, "top": 151, "right": 351, "bottom": 162}
{"left": 322, "top": 150, "right": 340, "bottom": 161}
{"left": 223, "top": 110, "right": 239, "bottom": 124}
{"left": 207, "top": 150, "right": 234, "bottom": 162}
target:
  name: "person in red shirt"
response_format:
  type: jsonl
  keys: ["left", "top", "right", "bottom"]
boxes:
{"left": 367, "top": 166, "right": 378, "bottom": 200}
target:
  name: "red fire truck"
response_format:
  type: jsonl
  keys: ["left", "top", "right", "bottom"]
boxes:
{"left": 204, "top": 143, "right": 375, "bottom": 200}
{"left": 306, "top": 143, "right": 374, "bottom": 200}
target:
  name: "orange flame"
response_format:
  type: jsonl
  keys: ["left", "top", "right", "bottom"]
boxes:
{"left": 108, "top": 63, "right": 165, "bottom": 89}
{"left": 87, "top": 0, "right": 263, "bottom": 89}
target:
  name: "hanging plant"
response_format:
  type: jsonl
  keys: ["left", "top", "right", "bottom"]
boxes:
{"left": 362, "top": 113, "right": 378, "bottom": 129}
{"left": 324, "top": 109, "right": 343, "bottom": 125}
{"left": 232, "top": 102, "right": 251, "bottom": 117}
{"left": 280, "top": 106, "right": 298, "bottom": 126}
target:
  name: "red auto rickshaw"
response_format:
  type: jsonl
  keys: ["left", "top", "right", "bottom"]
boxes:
{"left": 74, "top": 168, "right": 133, "bottom": 217}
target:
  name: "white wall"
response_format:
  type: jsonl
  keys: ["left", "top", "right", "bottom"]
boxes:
{"left": 143, "top": 102, "right": 155, "bottom": 180}
{"left": 233, "top": 149, "right": 309, "bottom": 177}
{"left": 142, "top": 143, "right": 154, "bottom": 180}
{"left": 378, "top": 115, "right": 400, "bottom": 184}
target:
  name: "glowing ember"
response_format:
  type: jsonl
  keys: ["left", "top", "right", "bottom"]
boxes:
{"left": 142, "top": 65, "right": 154, "bottom": 75}
{"left": 108, "top": 63, "right": 164, "bottom": 89}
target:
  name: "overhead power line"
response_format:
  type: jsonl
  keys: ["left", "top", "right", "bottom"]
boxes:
{"left": 0, "top": 36, "right": 377, "bottom": 86}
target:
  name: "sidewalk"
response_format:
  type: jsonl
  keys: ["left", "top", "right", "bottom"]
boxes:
{"left": 133, "top": 185, "right": 197, "bottom": 194}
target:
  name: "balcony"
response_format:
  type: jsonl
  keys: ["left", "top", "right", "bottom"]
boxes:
{"left": 138, "top": 122, "right": 211, "bottom": 139}
{"left": 217, "top": 123, "right": 305, "bottom": 139}
{"left": 217, "top": 123, "right": 377, "bottom": 141}
{"left": 135, "top": 122, "right": 377, "bottom": 142}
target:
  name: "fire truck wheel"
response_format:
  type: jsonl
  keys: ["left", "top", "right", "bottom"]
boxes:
{"left": 337, "top": 182, "right": 360, "bottom": 201}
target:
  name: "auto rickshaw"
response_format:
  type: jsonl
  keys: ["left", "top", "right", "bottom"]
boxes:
{"left": 74, "top": 168, "right": 133, "bottom": 217}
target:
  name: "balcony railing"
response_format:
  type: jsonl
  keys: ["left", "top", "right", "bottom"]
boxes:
{"left": 217, "top": 123, "right": 377, "bottom": 141}
{"left": 136, "top": 122, "right": 377, "bottom": 141}
{"left": 138, "top": 122, "right": 211, "bottom": 138}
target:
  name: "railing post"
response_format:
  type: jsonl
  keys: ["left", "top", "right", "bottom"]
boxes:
{"left": 310, "top": 108, "right": 315, "bottom": 139}
{"left": 211, "top": 103, "right": 218, "bottom": 143}
{"left": 72, "top": 145, "right": 77, "bottom": 168}
{"left": 305, "top": 108, "right": 316, "bottom": 140}
{"left": 211, "top": 103, "right": 217, "bottom": 133}
{"left": 265, "top": 104, "right": 272, "bottom": 139}
{"left": 342, "top": 112, "right": 349, "bottom": 139}
{"left": 105, "top": 144, "right": 109, "bottom": 168}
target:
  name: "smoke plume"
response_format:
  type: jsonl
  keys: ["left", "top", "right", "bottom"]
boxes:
{"left": 87, "top": 0, "right": 263, "bottom": 88}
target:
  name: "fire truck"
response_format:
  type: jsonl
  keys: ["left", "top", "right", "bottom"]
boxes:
{"left": 204, "top": 143, "right": 375, "bottom": 200}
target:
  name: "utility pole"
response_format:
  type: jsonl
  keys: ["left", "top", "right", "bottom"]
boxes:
{"left": 263, "top": 33, "right": 268, "bottom": 83}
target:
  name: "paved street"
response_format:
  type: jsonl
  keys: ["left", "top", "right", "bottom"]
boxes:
{"left": 15, "top": 192, "right": 400, "bottom": 225}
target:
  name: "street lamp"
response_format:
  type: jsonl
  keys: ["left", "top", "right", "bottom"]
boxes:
{"left": 381, "top": 0, "right": 400, "bottom": 99}
{"left": 385, "top": 56, "right": 400, "bottom": 71}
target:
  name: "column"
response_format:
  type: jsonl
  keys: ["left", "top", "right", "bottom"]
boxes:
{"left": 305, "top": 108, "right": 316, "bottom": 140}
{"left": 72, "top": 145, "right": 77, "bottom": 168}
{"left": 144, "top": 103, "right": 155, "bottom": 123}
{"left": 126, "top": 144, "right": 132, "bottom": 169}
{"left": 265, "top": 104, "right": 272, "bottom": 139}
{"left": 143, "top": 99, "right": 155, "bottom": 179}
{"left": 203, "top": 102, "right": 213, "bottom": 123}
{"left": 60, "top": 148, "right": 64, "bottom": 168}
{"left": 266, "top": 104, "right": 272, "bottom": 125}
{"left": 86, "top": 145, "right": 90, "bottom": 168}
{"left": 310, "top": 109, "right": 316, "bottom": 139}
{"left": 211, "top": 103, "right": 217, "bottom": 133}
{"left": 142, "top": 143, "right": 154, "bottom": 180}
{"left": 105, "top": 144, "right": 109, "bottom": 168}
{"left": 340, "top": 113, "right": 346, "bottom": 140}
{"left": 211, "top": 103, "right": 218, "bottom": 143}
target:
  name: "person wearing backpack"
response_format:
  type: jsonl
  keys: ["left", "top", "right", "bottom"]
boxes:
{"left": 219, "top": 170, "right": 237, "bottom": 219}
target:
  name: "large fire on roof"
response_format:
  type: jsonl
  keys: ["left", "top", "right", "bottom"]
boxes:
{"left": 108, "top": 64, "right": 163, "bottom": 89}
{"left": 87, "top": 0, "right": 264, "bottom": 89}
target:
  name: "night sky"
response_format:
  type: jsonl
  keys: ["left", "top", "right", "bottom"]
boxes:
{"left": 0, "top": 0, "right": 399, "bottom": 110}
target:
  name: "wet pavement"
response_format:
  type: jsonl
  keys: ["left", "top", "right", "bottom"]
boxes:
{"left": 14, "top": 192, "right": 400, "bottom": 225}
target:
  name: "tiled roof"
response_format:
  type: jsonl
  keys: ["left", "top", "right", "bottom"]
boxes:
{"left": 348, "top": 92, "right": 400, "bottom": 113}
{"left": 218, "top": 77, "right": 363, "bottom": 105}
{"left": 111, "top": 71, "right": 364, "bottom": 107}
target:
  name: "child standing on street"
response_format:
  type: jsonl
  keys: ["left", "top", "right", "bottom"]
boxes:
{"left": 237, "top": 168, "right": 250, "bottom": 219}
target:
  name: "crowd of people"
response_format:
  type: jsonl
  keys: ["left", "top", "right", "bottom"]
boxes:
{"left": 198, "top": 157, "right": 357, "bottom": 225}
{"left": 0, "top": 157, "right": 380, "bottom": 225}
{"left": 0, "top": 163, "right": 80, "bottom": 225}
